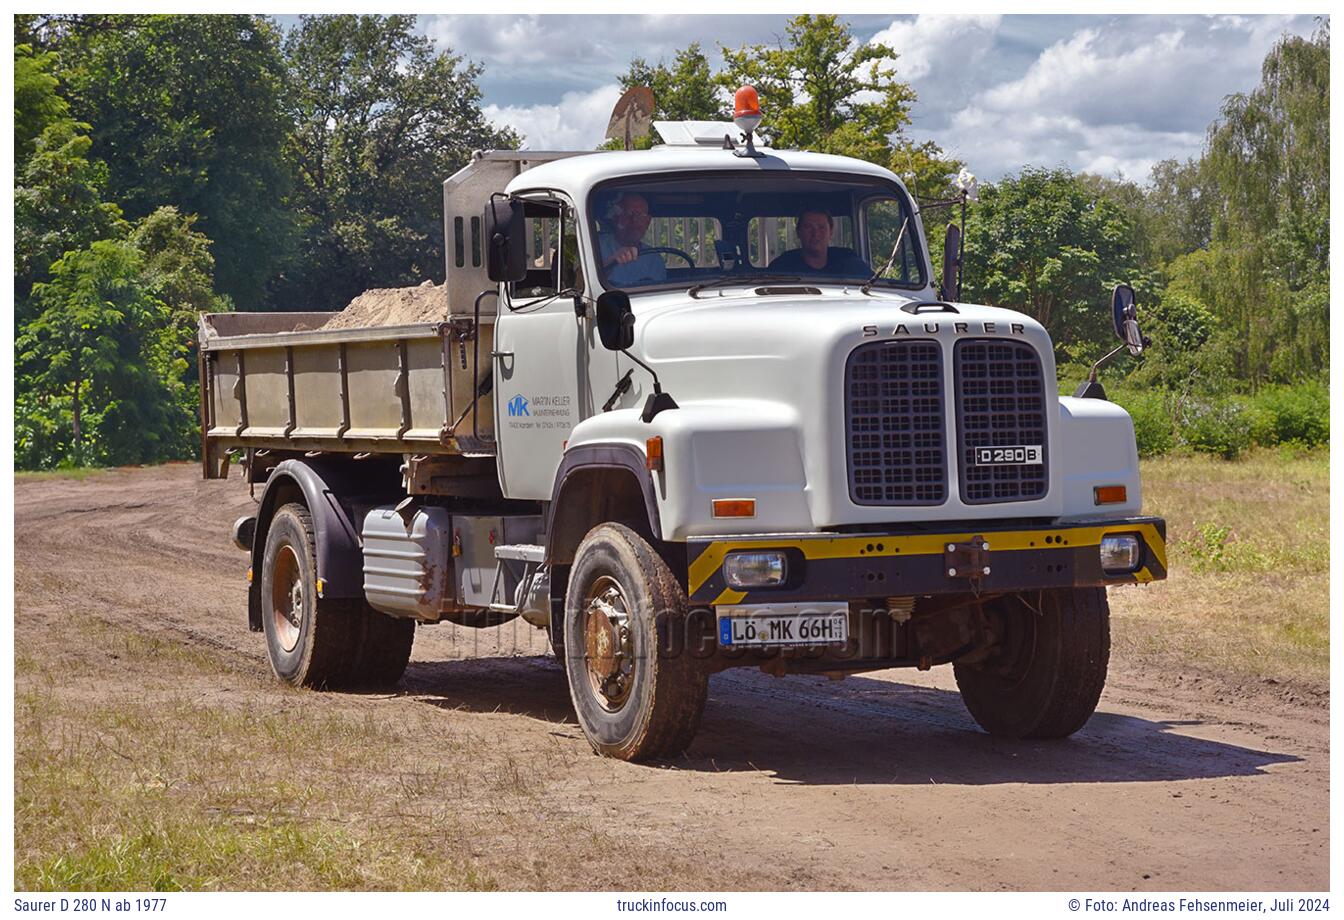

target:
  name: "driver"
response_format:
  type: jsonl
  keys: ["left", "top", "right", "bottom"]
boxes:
{"left": 598, "top": 192, "right": 666, "bottom": 287}
{"left": 769, "top": 209, "right": 869, "bottom": 276}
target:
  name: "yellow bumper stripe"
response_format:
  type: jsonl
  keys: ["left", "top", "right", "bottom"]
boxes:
{"left": 689, "top": 522, "right": 1166, "bottom": 595}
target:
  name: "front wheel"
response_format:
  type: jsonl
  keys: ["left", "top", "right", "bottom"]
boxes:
{"left": 953, "top": 588, "right": 1110, "bottom": 739}
{"left": 563, "top": 524, "right": 708, "bottom": 761}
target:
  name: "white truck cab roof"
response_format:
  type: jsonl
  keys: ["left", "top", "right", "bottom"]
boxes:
{"left": 502, "top": 144, "right": 911, "bottom": 206}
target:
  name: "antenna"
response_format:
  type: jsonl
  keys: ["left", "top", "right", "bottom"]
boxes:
{"left": 605, "top": 87, "right": 655, "bottom": 151}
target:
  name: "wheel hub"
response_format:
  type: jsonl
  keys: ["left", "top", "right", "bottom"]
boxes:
{"left": 270, "top": 545, "right": 303, "bottom": 653}
{"left": 582, "top": 579, "right": 634, "bottom": 708}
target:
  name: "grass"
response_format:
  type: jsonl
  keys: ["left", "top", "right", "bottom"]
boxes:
{"left": 14, "top": 466, "right": 116, "bottom": 481}
{"left": 1108, "top": 446, "right": 1329, "bottom": 688}
{"left": 12, "top": 614, "right": 501, "bottom": 891}
{"left": 14, "top": 615, "right": 709, "bottom": 892}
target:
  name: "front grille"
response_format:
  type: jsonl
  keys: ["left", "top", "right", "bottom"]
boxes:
{"left": 954, "top": 339, "right": 1048, "bottom": 504}
{"left": 845, "top": 340, "right": 946, "bottom": 505}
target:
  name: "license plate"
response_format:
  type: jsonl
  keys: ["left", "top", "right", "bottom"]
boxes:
{"left": 975, "top": 445, "right": 1042, "bottom": 466}
{"left": 716, "top": 603, "right": 849, "bottom": 647}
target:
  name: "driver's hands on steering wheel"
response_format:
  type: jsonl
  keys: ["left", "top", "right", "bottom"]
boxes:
{"left": 606, "top": 246, "right": 641, "bottom": 266}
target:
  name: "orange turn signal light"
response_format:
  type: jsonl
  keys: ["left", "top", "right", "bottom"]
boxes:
{"left": 1094, "top": 485, "right": 1128, "bottom": 505}
{"left": 645, "top": 436, "right": 664, "bottom": 472}
{"left": 712, "top": 498, "right": 756, "bottom": 519}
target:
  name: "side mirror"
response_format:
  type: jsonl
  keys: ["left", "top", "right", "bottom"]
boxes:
{"left": 483, "top": 198, "right": 526, "bottom": 283}
{"left": 1111, "top": 283, "right": 1144, "bottom": 356}
{"left": 940, "top": 224, "right": 961, "bottom": 301}
{"left": 595, "top": 290, "right": 635, "bottom": 351}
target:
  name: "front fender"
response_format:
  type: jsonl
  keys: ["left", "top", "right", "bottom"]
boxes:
{"left": 567, "top": 399, "right": 812, "bottom": 541}
{"left": 1055, "top": 397, "right": 1143, "bottom": 519}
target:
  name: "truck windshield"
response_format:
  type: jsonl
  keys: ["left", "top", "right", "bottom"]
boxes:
{"left": 589, "top": 172, "right": 925, "bottom": 293}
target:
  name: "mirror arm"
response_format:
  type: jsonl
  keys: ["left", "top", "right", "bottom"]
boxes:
{"left": 1087, "top": 341, "right": 1129, "bottom": 383}
{"left": 619, "top": 348, "right": 679, "bottom": 422}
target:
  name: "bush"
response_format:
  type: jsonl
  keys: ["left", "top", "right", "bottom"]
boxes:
{"left": 1247, "top": 382, "right": 1329, "bottom": 447}
{"left": 1112, "top": 389, "right": 1175, "bottom": 457}
{"left": 1178, "top": 396, "right": 1252, "bottom": 459}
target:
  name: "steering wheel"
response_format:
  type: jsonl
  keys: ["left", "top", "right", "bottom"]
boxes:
{"left": 643, "top": 246, "right": 695, "bottom": 268}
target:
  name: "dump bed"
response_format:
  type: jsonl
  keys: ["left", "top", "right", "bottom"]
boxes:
{"left": 197, "top": 311, "right": 495, "bottom": 479}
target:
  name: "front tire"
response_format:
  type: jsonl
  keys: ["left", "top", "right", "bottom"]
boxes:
{"left": 953, "top": 587, "right": 1110, "bottom": 739}
{"left": 563, "top": 524, "right": 708, "bottom": 761}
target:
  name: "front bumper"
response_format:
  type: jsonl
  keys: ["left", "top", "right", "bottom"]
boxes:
{"left": 687, "top": 517, "right": 1166, "bottom": 606}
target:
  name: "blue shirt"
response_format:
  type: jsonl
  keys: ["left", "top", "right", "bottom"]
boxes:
{"left": 598, "top": 234, "right": 667, "bottom": 287}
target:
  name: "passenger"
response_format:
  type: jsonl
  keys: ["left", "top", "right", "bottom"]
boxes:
{"left": 598, "top": 193, "right": 666, "bottom": 287}
{"left": 768, "top": 209, "right": 869, "bottom": 277}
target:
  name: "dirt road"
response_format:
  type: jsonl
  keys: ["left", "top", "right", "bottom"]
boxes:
{"left": 14, "top": 465, "right": 1329, "bottom": 890}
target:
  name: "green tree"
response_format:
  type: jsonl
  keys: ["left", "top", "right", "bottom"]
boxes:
{"left": 14, "top": 43, "right": 69, "bottom": 161}
{"left": 277, "top": 15, "right": 519, "bottom": 310}
{"left": 1155, "top": 25, "right": 1330, "bottom": 385}
{"left": 961, "top": 167, "right": 1143, "bottom": 354}
{"left": 14, "top": 119, "right": 125, "bottom": 317}
{"left": 720, "top": 15, "right": 911, "bottom": 155}
{"left": 717, "top": 14, "right": 959, "bottom": 195}
{"left": 131, "top": 206, "right": 233, "bottom": 335}
{"left": 51, "top": 14, "right": 293, "bottom": 309}
{"left": 1140, "top": 158, "right": 1213, "bottom": 268}
{"left": 17, "top": 241, "right": 193, "bottom": 468}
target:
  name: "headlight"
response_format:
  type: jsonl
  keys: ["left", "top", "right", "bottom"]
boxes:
{"left": 1100, "top": 534, "right": 1142, "bottom": 574}
{"left": 723, "top": 551, "right": 787, "bottom": 589}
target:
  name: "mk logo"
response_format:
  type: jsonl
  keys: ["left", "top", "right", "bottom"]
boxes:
{"left": 507, "top": 394, "right": 530, "bottom": 417}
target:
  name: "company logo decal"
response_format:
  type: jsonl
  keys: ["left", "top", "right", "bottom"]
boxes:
{"left": 507, "top": 394, "right": 530, "bottom": 417}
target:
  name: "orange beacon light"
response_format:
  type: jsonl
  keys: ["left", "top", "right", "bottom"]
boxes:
{"left": 733, "top": 85, "right": 762, "bottom": 136}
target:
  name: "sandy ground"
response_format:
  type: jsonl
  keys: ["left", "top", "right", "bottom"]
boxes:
{"left": 14, "top": 464, "right": 1329, "bottom": 891}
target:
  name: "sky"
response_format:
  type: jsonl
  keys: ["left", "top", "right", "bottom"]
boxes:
{"left": 410, "top": 13, "right": 1324, "bottom": 183}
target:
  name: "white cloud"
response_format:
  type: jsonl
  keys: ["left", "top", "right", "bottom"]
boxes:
{"left": 928, "top": 15, "right": 1318, "bottom": 181}
{"left": 869, "top": 14, "right": 1002, "bottom": 82}
{"left": 484, "top": 84, "right": 624, "bottom": 151}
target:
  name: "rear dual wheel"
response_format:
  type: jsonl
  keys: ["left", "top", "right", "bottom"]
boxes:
{"left": 261, "top": 502, "right": 414, "bottom": 690}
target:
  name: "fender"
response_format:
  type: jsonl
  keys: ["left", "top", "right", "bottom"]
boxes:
{"left": 247, "top": 459, "right": 365, "bottom": 630}
{"left": 545, "top": 443, "right": 661, "bottom": 558}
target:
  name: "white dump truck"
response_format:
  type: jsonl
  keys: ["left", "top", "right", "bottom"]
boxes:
{"left": 200, "top": 107, "right": 1166, "bottom": 761}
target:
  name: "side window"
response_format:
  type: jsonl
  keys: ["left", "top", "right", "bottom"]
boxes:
{"left": 747, "top": 215, "right": 853, "bottom": 268}
{"left": 865, "top": 199, "right": 924, "bottom": 285}
{"left": 509, "top": 200, "right": 585, "bottom": 301}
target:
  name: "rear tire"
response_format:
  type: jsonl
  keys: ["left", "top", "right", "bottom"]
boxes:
{"left": 348, "top": 603, "right": 415, "bottom": 689}
{"left": 953, "top": 587, "right": 1110, "bottom": 739}
{"left": 563, "top": 523, "right": 708, "bottom": 761}
{"left": 261, "top": 503, "right": 359, "bottom": 688}
{"left": 261, "top": 502, "right": 414, "bottom": 690}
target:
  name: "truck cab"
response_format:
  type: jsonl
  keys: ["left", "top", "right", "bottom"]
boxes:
{"left": 476, "top": 124, "right": 1164, "bottom": 758}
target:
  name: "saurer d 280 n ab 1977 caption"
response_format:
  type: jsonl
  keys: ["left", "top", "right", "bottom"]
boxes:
{"left": 200, "top": 87, "right": 1165, "bottom": 761}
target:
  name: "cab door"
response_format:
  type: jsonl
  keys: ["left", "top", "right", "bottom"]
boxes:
{"left": 493, "top": 198, "right": 620, "bottom": 500}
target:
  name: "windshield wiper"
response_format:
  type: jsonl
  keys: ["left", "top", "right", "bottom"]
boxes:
{"left": 860, "top": 217, "right": 910, "bottom": 296}
{"left": 687, "top": 274, "right": 803, "bottom": 299}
